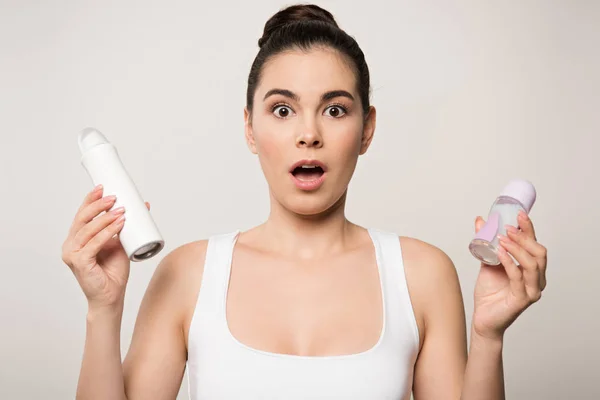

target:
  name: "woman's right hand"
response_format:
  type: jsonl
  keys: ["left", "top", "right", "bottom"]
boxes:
{"left": 61, "top": 185, "right": 150, "bottom": 310}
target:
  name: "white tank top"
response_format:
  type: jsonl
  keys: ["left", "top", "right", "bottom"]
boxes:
{"left": 186, "top": 228, "right": 420, "bottom": 399}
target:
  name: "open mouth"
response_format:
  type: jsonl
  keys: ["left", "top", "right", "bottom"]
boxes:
{"left": 291, "top": 165, "right": 325, "bottom": 181}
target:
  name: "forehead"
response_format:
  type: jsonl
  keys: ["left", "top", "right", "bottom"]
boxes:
{"left": 257, "top": 47, "right": 357, "bottom": 100}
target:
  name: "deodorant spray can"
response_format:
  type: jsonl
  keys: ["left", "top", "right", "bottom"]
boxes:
{"left": 469, "top": 179, "right": 536, "bottom": 266}
{"left": 78, "top": 127, "right": 164, "bottom": 262}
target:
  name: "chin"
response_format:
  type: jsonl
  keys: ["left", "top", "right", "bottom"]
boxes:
{"left": 290, "top": 202, "right": 331, "bottom": 217}
{"left": 282, "top": 189, "right": 347, "bottom": 218}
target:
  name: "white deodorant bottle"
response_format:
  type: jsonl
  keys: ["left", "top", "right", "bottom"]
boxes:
{"left": 78, "top": 127, "right": 164, "bottom": 261}
{"left": 469, "top": 179, "right": 536, "bottom": 266}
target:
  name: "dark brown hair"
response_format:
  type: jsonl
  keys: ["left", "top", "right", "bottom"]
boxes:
{"left": 246, "top": 4, "right": 371, "bottom": 116}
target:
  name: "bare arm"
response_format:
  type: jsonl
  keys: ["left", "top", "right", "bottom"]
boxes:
{"left": 123, "top": 241, "right": 208, "bottom": 399}
{"left": 404, "top": 238, "right": 468, "bottom": 400}
{"left": 77, "top": 242, "right": 207, "bottom": 400}
{"left": 406, "top": 238, "right": 506, "bottom": 400}
{"left": 461, "top": 328, "right": 504, "bottom": 400}
{"left": 77, "top": 303, "right": 128, "bottom": 400}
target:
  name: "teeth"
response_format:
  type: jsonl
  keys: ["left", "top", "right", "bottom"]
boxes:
{"left": 301, "top": 165, "right": 317, "bottom": 169}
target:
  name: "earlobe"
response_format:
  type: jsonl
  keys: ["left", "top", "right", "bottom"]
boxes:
{"left": 244, "top": 107, "right": 258, "bottom": 154}
{"left": 359, "top": 106, "right": 376, "bottom": 155}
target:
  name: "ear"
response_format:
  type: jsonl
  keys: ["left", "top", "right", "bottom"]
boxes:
{"left": 244, "top": 107, "right": 258, "bottom": 154}
{"left": 359, "top": 106, "right": 376, "bottom": 155}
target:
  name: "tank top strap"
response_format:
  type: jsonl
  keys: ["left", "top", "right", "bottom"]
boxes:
{"left": 367, "top": 228, "right": 420, "bottom": 350}
{"left": 194, "top": 230, "right": 240, "bottom": 320}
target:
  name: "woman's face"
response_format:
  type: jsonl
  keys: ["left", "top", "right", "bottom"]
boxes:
{"left": 245, "top": 47, "right": 376, "bottom": 216}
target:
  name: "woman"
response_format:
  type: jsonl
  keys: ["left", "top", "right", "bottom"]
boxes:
{"left": 61, "top": 4, "right": 548, "bottom": 399}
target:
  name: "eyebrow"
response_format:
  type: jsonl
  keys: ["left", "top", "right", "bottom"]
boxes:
{"left": 263, "top": 88, "right": 355, "bottom": 102}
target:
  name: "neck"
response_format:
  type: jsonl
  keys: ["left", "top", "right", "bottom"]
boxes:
{"left": 258, "top": 190, "right": 357, "bottom": 260}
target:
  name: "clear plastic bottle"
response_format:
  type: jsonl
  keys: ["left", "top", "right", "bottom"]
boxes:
{"left": 469, "top": 179, "right": 536, "bottom": 265}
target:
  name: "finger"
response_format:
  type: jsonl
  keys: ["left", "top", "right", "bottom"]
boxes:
{"left": 77, "top": 185, "right": 104, "bottom": 214}
{"left": 80, "top": 214, "right": 127, "bottom": 261}
{"left": 517, "top": 211, "right": 537, "bottom": 241}
{"left": 539, "top": 267, "right": 547, "bottom": 292}
{"left": 507, "top": 216, "right": 547, "bottom": 292}
{"left": 69, "top": 186, "right": 105, "bottom": 233}
{"left": 70, "top": 195, "right": 118, "bottom": 239}
{"left": 498, "top": 234, "right": 541, "bottom": 299}
{"left": 70, "top": 193, "right": 117, "bottom": 238}
{"left": 145, "top": 201, "right": 150, "bottom": 210}
{"left": 496, "top": 245, "right": 527, "bottom": 300}
{"left": 505, "top": 225, "right": 547, "bottom": 259}
{"left": 475, "top": 216, "right": 485, "bottom": 233}
{"left": 72, "top": 207, "right": 125, "bottom": 250}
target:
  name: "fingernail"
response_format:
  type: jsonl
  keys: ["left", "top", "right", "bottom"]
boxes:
{"left": 111, "top": 206, "right": 125, "bottom": 214}
{"left": 505, "top": 225, "right": 518, "bottom": 234}
{"left": 104, "top": 195, "right": 117, "bottom": 203}
{"left": 497, "top": 234, "right": 508, "bottom": 241}
{"left": 519, "top": 211, "right": 529, "bottom": 220}
{"left": 116, "top": 214, "right": 126, "bottom": 223}
{"left": 94, "top": 184, "right": 103, "bottom": 192}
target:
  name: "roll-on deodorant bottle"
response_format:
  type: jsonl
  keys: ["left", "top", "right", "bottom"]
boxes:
{"left": 469, "top": 179, "right": 536, "bottom": 266}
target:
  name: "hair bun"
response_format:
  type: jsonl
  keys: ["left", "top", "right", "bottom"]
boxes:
{"left": 258, "top": 4, "right": 339, "bottom": 48}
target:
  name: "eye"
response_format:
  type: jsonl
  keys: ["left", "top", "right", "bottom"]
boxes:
{"left": 324, "top": 105, "right": 347, "bottom": 118}
{"left": 272, "top": 104, "right": 294, "bottom": 119}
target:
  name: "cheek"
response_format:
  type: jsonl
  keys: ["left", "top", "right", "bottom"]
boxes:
{"left": 256, "top": 133, "right": 279, "bottom": 157}
{"left": 330, "top": 123, "right": 363, "bottom": 161}
{"left": 253, "top": 123, "right": 289, "bottom": 174}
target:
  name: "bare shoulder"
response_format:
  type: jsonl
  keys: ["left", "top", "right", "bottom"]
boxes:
{"left": 159, "top": 238, "right": 210, "bottom": 269}
{"left": 398, "top": 236, "right": 458, "bottom": 283}
{"left": 153, "top": 238, "right": 210, "bottom": 330}
{"left": 148, "top": 239, "right": 210, "bottom": 303}
{"left": 398, "top": 236, "right": 464, "bottom": 351}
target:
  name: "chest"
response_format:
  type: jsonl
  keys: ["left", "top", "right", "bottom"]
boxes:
{"left": 225, "top": 247, "right": 384, "bottom": 357}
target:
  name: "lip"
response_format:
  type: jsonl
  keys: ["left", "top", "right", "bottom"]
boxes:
{"left": 290, "top": 171, "right": 327, "bottom": 191}
{"left": 289, "top": 159, "right": 327, "bottom": 191}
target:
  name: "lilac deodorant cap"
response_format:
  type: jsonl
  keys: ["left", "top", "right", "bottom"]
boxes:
{"left": 498, "top": 179, "right": 537, "bottom": 213}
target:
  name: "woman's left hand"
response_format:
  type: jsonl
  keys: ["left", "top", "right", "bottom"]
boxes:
{"left": 471, "top": 211, "right": 548, "bottom": 342}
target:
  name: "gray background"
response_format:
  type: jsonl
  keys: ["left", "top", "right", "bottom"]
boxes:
{"left": 1, "top": 0, "right": 598, "bottom": 399}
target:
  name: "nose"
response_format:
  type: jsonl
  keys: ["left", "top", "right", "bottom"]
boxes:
{"left": 296, "top": 120, "right": 323, "bottom": 149}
